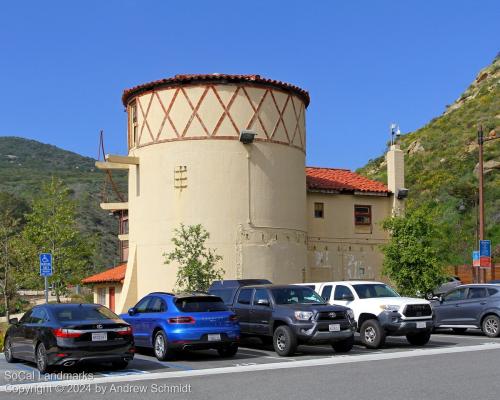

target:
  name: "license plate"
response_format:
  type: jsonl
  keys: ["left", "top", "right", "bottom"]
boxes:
{"left": 207, "top": 334, "right": 221, "bottom": 341}
{"left": 329, "top": 324, "right": 341, "bottom": 332}
{"left": 416, "top": 322, "right": 426, "bottom": 329}
{"left": 92, "top": 332, "right": 107, "bottom": 341}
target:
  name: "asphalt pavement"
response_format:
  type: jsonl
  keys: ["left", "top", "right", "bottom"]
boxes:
{"left": 1, "top": 330, "right": 499, "bottom": 399}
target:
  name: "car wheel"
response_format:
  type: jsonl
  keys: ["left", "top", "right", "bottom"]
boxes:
{"left": 360, "top": 319, "right": 386, "bottom": 349}
{"left": 406, "top": 331, "right": 431, "bottom": 346}
{"left": 4, "top": 337, "right": 17, "bottom": 363}
{"left": 153, "top": 331, "right": 174, "bottom": 361}
{"left": 482, "top": 315, "right": 500, "bottom": 338}
{"left": 452, "top": 328, "right": 467, "bottom": 334}
{"left": 332, "top": 335, "right": 354, "bottom": 353}
{"left": 217, "top": 344, "right": 238, "bottom": 358}
{"left": 35, "top": 343, "right": 50, "bottom": 373}
{"left": 273, "top": 325, "right": 297, "bottom": 357}
{"left": 425, "top": 292, "right": 434, "bottom": 300}
{"left": 111, "top": 360, "right": 129, "bottom": 370}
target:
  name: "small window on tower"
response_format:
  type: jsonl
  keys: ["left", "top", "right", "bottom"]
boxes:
{"left": 354, "top": 205, "right": 372, "bottom": 226}
{"left": 129, "top": 101, "right": 138, "bottom": 146}
{"left": 314, "top": 202, "right": 324, "bottom": 218}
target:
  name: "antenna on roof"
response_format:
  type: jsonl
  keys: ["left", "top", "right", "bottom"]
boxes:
{"left": 390, "top": 123, "right": 400, "bottom": 145}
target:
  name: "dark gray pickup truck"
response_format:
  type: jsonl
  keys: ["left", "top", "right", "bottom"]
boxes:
{"left": 209, "top": 281, "right": 356, "bottom": 356}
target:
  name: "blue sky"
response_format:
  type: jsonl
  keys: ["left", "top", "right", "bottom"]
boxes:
{"left": 1, "top": 1, "right": 498, "bottom": 170}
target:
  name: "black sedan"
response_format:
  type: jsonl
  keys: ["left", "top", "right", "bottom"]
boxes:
{"left": 3, "top": 303, "right": 134, "bottom": 372}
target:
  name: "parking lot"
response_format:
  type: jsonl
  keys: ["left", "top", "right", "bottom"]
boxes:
{"left": 1, "top": 329, "right": 499, "bottom": 389}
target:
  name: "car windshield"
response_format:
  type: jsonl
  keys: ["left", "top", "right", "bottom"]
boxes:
{"left": 271, "top": 287, "right": 326, "bottom": 305}
{"left": 54, "top": 305, "right": 119, "bottom": 321}
{"left": 352, "top": 284, "right": 399, "bottom": 299}
{"left": 175, "top": 296, "right": 228, "bottom": 312}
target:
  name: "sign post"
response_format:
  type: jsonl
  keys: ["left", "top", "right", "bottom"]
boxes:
{"left": 39, "top": 253, "right": 53, "bottom": 303}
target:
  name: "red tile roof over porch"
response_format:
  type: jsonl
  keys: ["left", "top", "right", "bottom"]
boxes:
{"left": 306, "top": 167, "right": 390, "bottom": 194}
{"left": 82, "top": 263, "right": 126, "bottom": 284}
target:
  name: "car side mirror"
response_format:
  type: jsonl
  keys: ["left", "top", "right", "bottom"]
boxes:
{"left": 256, "top": 299, "right": 270, "bottom": 307}
{"left": 341, "top": 293, "right": 355, "bottom": 301}
{"left": 128, "top": 307, "right": 136, "bottom": 316}
{"left": 8, "top": 318, "right": 18, "bottom": 325}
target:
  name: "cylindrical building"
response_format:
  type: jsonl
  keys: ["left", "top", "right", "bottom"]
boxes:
{"left": 117, "top": 74, "right": 309, "bottom": 310}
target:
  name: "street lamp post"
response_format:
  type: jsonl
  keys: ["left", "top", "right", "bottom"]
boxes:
{"left": 477, "top": 125, "right": 498, "bottom": 282}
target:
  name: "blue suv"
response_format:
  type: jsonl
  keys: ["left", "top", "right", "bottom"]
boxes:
{"left": 120, "top": 292, "right": 240, "bottom": 360}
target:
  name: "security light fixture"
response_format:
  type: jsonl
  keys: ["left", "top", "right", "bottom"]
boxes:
{"left": 396, "top": 188, "right": 409, "bottom": 199}
{"left": 239, "top": 130, "right": 257, "bottom": 144}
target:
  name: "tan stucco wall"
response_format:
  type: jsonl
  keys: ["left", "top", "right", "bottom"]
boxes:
{"left": 116, "top": 244, "right": 138, "bottom": 313}
{"left": 387, "top": 144, "right": 405, "bottom": 216}
{"left": 306, "top": 192, "right": 392, "bottom": 282}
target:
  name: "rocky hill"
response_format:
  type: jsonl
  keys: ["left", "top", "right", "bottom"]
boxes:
{"left": 0, "top": 136, "right": 127, "bottom": 271}
{"left": 358, "top": 54, "right": 500, "bottom": 264}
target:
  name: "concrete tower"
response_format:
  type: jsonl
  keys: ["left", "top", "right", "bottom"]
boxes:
{"left": 110, "top": 74, "right": 309, "bottom": 312}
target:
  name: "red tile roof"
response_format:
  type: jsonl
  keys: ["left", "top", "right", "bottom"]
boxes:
{"left": 306, "top": 167, "right": 389, "bottom": 194}
{"left": 82, "top": 263, "right": 126, "bottom": 284}
{"left": 122, "top": 74, "right": 310, "bottom": 107}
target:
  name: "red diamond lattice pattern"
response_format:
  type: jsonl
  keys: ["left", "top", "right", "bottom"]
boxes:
{"left": 133, "top": 84, "right": 306, "bottom": 152}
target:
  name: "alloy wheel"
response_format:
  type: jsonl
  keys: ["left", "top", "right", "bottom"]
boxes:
{"left": 155, "top": 334, "right": 165, "bottom": 357}
{"left": 276, "top": 333, "right": 287, "bottom": 351}
{"left": 364, "top": 326, "right": 376, "bottom": 343}
{"left": 4, "top": 339, "right": 12, "bottom": 360}
{"left": 484, "top": 317, "right": 499, "bottom": 336}
{"left": 37, "top": 345, "right": 46, "bottom": 371}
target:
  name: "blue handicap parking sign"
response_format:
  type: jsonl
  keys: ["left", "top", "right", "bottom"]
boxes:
{"left": 39, "top": 253, "right": 53, "bottom": 276}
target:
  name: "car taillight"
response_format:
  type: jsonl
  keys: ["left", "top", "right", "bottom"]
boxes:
{"left": 53, "top": 328, "right": 83, "bottom": 338}
{"left": 168, "top": 316, "right": 195, "bottom": 324}
{"left": 229, "top": 314, "right": 238, "bottom": 322}
{"left": 115, "top": 326, "right": 132, "bottom": 335}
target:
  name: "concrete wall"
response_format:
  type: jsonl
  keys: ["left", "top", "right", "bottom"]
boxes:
{"left": 306, "top": 192, "right": 391, "bottom": 282}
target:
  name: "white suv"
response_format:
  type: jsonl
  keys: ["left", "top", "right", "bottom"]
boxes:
{"left": 296, "top": 281, "right": 434, "bottom": 348}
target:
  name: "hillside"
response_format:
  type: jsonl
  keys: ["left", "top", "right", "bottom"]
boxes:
{"left": 0, "top": 136, "right": 127, "bottom": 272}
{"left": 358, "top": 54, "right": 500, "bottom": 265}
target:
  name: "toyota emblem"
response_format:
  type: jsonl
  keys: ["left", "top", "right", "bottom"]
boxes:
{"left": 328, "top": 312, "right": 336, "bottom": 318}
{"left": 96, "top": 324, "right": 103, "bottom": 329}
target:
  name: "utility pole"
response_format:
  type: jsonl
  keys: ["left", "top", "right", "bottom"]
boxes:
{"left": 478, "top": 126, "right": 485, "bottom": 283}
{"left": 477, "top": 125, "right": 498, "bottom": 282}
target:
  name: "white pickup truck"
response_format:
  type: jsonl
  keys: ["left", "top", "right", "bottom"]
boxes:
{"left": 296, "top": 281, "right": 434, "bottom": 348}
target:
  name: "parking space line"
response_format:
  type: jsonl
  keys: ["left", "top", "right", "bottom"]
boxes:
{"left": 236, "top": 350, "right": 272, "bottom": 357}
{"left": 433, "top": 334, "right": 498, "bottom": 340}
{"left": 99, "top": 369, "right": 149, "bottom": 377}
{"left": 155, "top": 362, "right": 193, "bottom": 371}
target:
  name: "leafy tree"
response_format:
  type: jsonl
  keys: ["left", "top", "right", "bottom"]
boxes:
{"left": 22, "top": 177, "right": 95, "bottom": 302}
{"left": 164, "top": 224, "right": 224, "bottom": 292}
{"left": 0, "top": 211, "right": 19, "bottom": 320}
{"left": 381, "top": 208, "right": 446, "bottom": 296}
{"left": 0, "top": 193, "right": 31, "bottom": 319}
